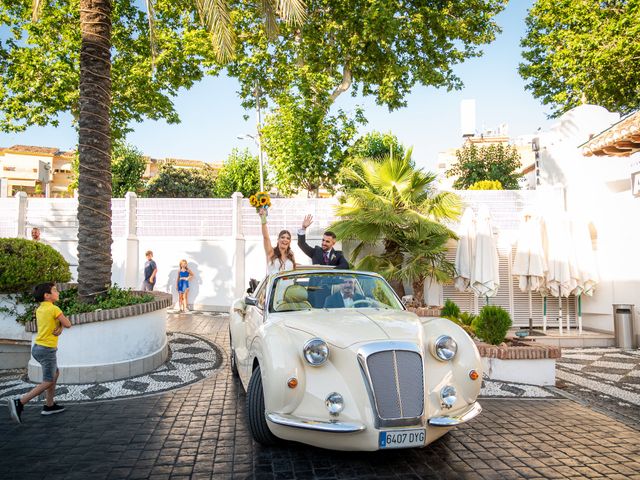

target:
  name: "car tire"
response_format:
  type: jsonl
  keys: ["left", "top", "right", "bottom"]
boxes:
{"left": 246, "top": 366, "right": 278, "bottom": 445}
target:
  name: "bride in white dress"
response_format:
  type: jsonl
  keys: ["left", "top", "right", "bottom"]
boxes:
{"left": 259, "top": 209, "right": 296, "bottom": 275}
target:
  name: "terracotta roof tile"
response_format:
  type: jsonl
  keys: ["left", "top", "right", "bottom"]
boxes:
{"left": 582, "top": 111, "right": 640, "bottom": 157}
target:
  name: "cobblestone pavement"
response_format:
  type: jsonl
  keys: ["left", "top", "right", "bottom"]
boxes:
{"left": 2, "top": 313, "right": 640, "bottom": 479}
{"left": 554, "top": 347, "right": 640, "bottom": 429}
{"left": 0, "top": 331, "right": 223, "bottom": 402}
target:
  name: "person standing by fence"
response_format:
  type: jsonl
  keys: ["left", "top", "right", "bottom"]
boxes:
{"left": 176, "top": 259, "right": 194, "bottom": 312}
{"left": 143, "top": 250, "right": 157, "bottom": 291}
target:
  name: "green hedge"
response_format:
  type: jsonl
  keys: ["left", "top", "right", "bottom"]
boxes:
{"left": 0, "top": 238, "right": 71, "bottom": 293}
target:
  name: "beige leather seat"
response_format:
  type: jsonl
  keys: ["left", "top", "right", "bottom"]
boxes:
{"left": 275, "top": 284, "right": 312, "bottom": 312}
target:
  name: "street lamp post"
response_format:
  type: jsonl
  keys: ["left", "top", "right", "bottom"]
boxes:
{"left": 237, "top": 133, "right": 264, "bottom": 192}
{"left": 237, "top": 87, "right": 265, "bottom": 191}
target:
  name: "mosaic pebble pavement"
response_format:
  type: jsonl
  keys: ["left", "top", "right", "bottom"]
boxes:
{"left": 554, "top": 347, "right": 640, "bottom": 425}
{"left": 0, "top": 332, "right": 223, "bottom": 403}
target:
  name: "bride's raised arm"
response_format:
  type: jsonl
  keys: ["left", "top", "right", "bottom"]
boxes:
{"left": 259, "top": 208, "right": 274, "bottom": 260}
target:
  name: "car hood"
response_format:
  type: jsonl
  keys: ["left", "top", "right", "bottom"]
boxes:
{"left": 282, "top": 309, "right": 422, "bottom": 348}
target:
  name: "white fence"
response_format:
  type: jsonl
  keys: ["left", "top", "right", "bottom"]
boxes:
{"left": 1, "top": 190, "right": 570, "bottom": 325}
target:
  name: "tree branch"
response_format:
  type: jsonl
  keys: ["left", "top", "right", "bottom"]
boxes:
{"left": 330, "top": 63, "right": 352, "bottom": 102}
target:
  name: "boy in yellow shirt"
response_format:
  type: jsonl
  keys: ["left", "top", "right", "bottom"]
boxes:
{"left": 8, "top": 283, "right": 72, "bottom": 423}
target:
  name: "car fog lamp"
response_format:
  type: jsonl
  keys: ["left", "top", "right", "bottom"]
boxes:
{"left": 440, "top": 385, "right": 457, "bottom": 408}
{"left": 303, "top": 338, "right": 329, "bottom": 366}
{"left": 469, "top": 369, "right": 479, "bottom": 381}
{"left": 325, "top": 392, "right": 344, "bottom": 416}
{"left": 433, "top": 335, "right": 458, "bottom": 361}
{"left": 287, "top": 377, "right": 298, "bottom": 388}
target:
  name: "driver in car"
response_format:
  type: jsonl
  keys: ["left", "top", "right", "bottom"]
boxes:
{"left": 324, "top": 277, "right": 366, "bottom": 308}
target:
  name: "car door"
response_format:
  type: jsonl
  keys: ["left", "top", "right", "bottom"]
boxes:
{"left": 241, "top": 279, "right": 268, "bottom": 380}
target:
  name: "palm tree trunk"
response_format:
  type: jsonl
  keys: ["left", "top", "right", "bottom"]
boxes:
{"left": 78, "top": 0, "right": 113, "bottom": 302}
{"left": 412, "top": 277, "right": 425, "bottom": 306}
{"left": 384, "top": 239, "right": 405, "bottom": 298}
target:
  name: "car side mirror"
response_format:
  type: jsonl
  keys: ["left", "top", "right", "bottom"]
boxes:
{"left": 246, "top": 278, "right": 259, "bottom": 294}
{"left": 245, "top": 296, "right": 257, "bottom": 306}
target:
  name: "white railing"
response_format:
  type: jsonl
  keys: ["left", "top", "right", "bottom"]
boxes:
{"left": 0, "top": 189, "right": 563, "bottom": 315}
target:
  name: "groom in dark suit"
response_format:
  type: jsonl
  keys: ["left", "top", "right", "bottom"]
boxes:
{"left": 324, "top": 277, "right": 366, "bottom": 308}
{"left": 297, "top": 214, "right": 349, "bottom": 268}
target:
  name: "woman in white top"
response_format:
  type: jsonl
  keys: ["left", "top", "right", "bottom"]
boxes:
{"left": 259, "top": 209, "right": 296, "bottom": 275}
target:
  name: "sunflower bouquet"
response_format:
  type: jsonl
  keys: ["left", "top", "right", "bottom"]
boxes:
{"left": 249, "top": 191, "right": 272, "bottom": 213}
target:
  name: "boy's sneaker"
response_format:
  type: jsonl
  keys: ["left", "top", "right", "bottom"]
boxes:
{"left": 41, "top": 403, "right": 65, "bottom": 415}
{"left": 8, "top": 398, "right": 23, "bottom": 424}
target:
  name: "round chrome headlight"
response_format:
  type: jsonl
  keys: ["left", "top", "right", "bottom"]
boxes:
{"left": 434, "top": 335, "right": 458, "bottom": 361}
{"left": 440, "top": 385, "right": 457, "bottom": 408}
{"left": 325, "top": 392, "right": 344, "bottom": 416}
{"left": 303, "top": 338, "right": 329, "bottom": 366}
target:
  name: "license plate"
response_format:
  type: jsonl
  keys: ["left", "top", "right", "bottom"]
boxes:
{"left": 379, "top": 428, "right": 425, "bottom": 449}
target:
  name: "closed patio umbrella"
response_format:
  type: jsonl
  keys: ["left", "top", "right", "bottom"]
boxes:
{"left": 454, "top": 207, "right": 476, "bottom": 293}
{"left": 512, "top": 212, "right": 547, "bottom": 333}
{"left": 570, "top": 219, "right": 599, "bottom": 334}
{"left": 543, "top": 212, "right": 579, "bottom": 334}
{"left": 470, "top": 205, "right": 500, "bottom": 302}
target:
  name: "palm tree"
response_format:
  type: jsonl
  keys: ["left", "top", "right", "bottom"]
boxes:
{"left": 34, "top": 0, "right": 305, "bottom": 302}
{"left": 330, "top": 151, "right": 460, "bottom": 299}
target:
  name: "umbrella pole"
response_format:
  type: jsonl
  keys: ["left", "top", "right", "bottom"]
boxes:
{"left": 528, "top": 290, "right": 533, "bottom": 335}
{"left": 543, "top": 296, "right": 547, "bottom": 332}
{"left": 566, "top": 296, "right": 571, "bottom": 333}
{"left": 578, "top": 295, "right": 582, "bottom": 335}
{"left": 558, "top": 296, "right": 563, "bottom": 335}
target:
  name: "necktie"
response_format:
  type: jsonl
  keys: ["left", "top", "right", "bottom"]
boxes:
{"left": 323, "top": 251, "right": 329, "bottom": 264}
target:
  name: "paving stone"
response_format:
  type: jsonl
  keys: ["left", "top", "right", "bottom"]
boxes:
{"left": 2, "top": 313, "right": 640, "bottom": 479}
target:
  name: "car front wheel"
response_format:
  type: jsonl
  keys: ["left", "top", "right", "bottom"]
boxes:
{"left": 246, "top": 366, "right": 278, "bottom": 445}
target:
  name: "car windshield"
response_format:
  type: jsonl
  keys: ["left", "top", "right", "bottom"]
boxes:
{"left": 268, "top": 272, "right": 404, "bottom": 313}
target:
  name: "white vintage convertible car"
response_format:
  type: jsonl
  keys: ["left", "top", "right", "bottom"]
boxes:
{"left": 229, "top": 269, "right": 482, "bottom": 451}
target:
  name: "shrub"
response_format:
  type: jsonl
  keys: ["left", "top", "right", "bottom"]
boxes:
{"left": 472, "top": 305, "right": 512, "bottom": 345}
{"left": 0, "top": 239, "right": 71, "bottom": 293}
{"left": 6, "top": 285, "right": 154, "bottom": 325}
{"left": 468, "top": 180, "right": 503, "bottom": 190}
{"left": 458, "top": 311, "right": 476, "bottom": 326}
{"left": 441, "top": 298, "right": 461, "bottom": 319}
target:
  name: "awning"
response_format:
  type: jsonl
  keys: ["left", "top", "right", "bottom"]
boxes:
{"left": 581, "top": 111, "right": 640, "bottom": 157}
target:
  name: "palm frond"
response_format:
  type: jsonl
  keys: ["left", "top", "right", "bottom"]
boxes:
{"left": 277, "top": 0, "right": 307, "bottom": 25}
{"left": 31, "top": 0, "right": 44, "bottom": 22}
{"left": 195, "top": 0, "right": 236, "bottom": 62}
{"left": 261, "top": 0, "right": 279, "bottom": 40}
{"left": 145, "top": 0, "right": 158, "bottom": 71}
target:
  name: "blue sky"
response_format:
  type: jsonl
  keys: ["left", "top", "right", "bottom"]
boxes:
{"left": 0, "top": 1, "right": 551, "bottom": 172}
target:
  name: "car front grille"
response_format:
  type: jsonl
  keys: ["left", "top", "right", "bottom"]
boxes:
{"left": 365, "top": 349, "right": 424, "bottom": 420}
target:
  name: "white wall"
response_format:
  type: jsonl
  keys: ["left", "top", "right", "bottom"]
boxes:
{"left": 538, "top": 105, "right": 640, "bottom": 339}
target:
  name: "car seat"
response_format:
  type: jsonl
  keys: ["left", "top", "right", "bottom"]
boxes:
{"left": 275, "top": 284, "right": 312, "bottom": 312}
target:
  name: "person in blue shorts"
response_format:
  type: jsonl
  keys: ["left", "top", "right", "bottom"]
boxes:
{"left": 176, "top": 259, "right": 194, "bottom": 312}
{"left": 8, "top": 283, "right": 72, "bottom": 423}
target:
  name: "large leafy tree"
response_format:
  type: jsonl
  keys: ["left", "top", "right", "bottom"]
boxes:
{"left": 347, "top": 131, "right": 406, "bottom": 163}
{"left": 0, "top": 0, "right": 218, "bottom": 139}
{"left": 446, "top": 143, "right": 522, "bottom": 190}
{"left": 330, "top": 151, "right": 460, "bottom": 299}
{"left": 69, "top": 141, "right": 147, "bottom": 197}
{"left": 214, "top": 148, "right": 262, "bottom": 197}
{"left": 230, "top": 0, "right": 506, "bottom": 194}
{"left": 261, "top": 94, "right": 364, "bottom": 196}
{"left": 5, "top": 0, "right": 304, "bottom": 301}
{"left": 520, "top": 0, "right": 640, "bottom": 117}
{"left": 145, "top": 162, "right": 217, "bottom": 198}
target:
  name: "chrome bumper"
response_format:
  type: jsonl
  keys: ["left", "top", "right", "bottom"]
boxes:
{"left": 428, "top": 401, "right": 482, "bottom": 426}
{"left": 266, "top": 412, "right": 366, "bottom": 433}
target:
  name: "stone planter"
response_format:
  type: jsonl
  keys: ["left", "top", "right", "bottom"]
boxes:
{"left": 24, "top": 289, "right": 172, "bottom": 384}
{"left": 475, "top": 340, "right": 561, "bottom": 386}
